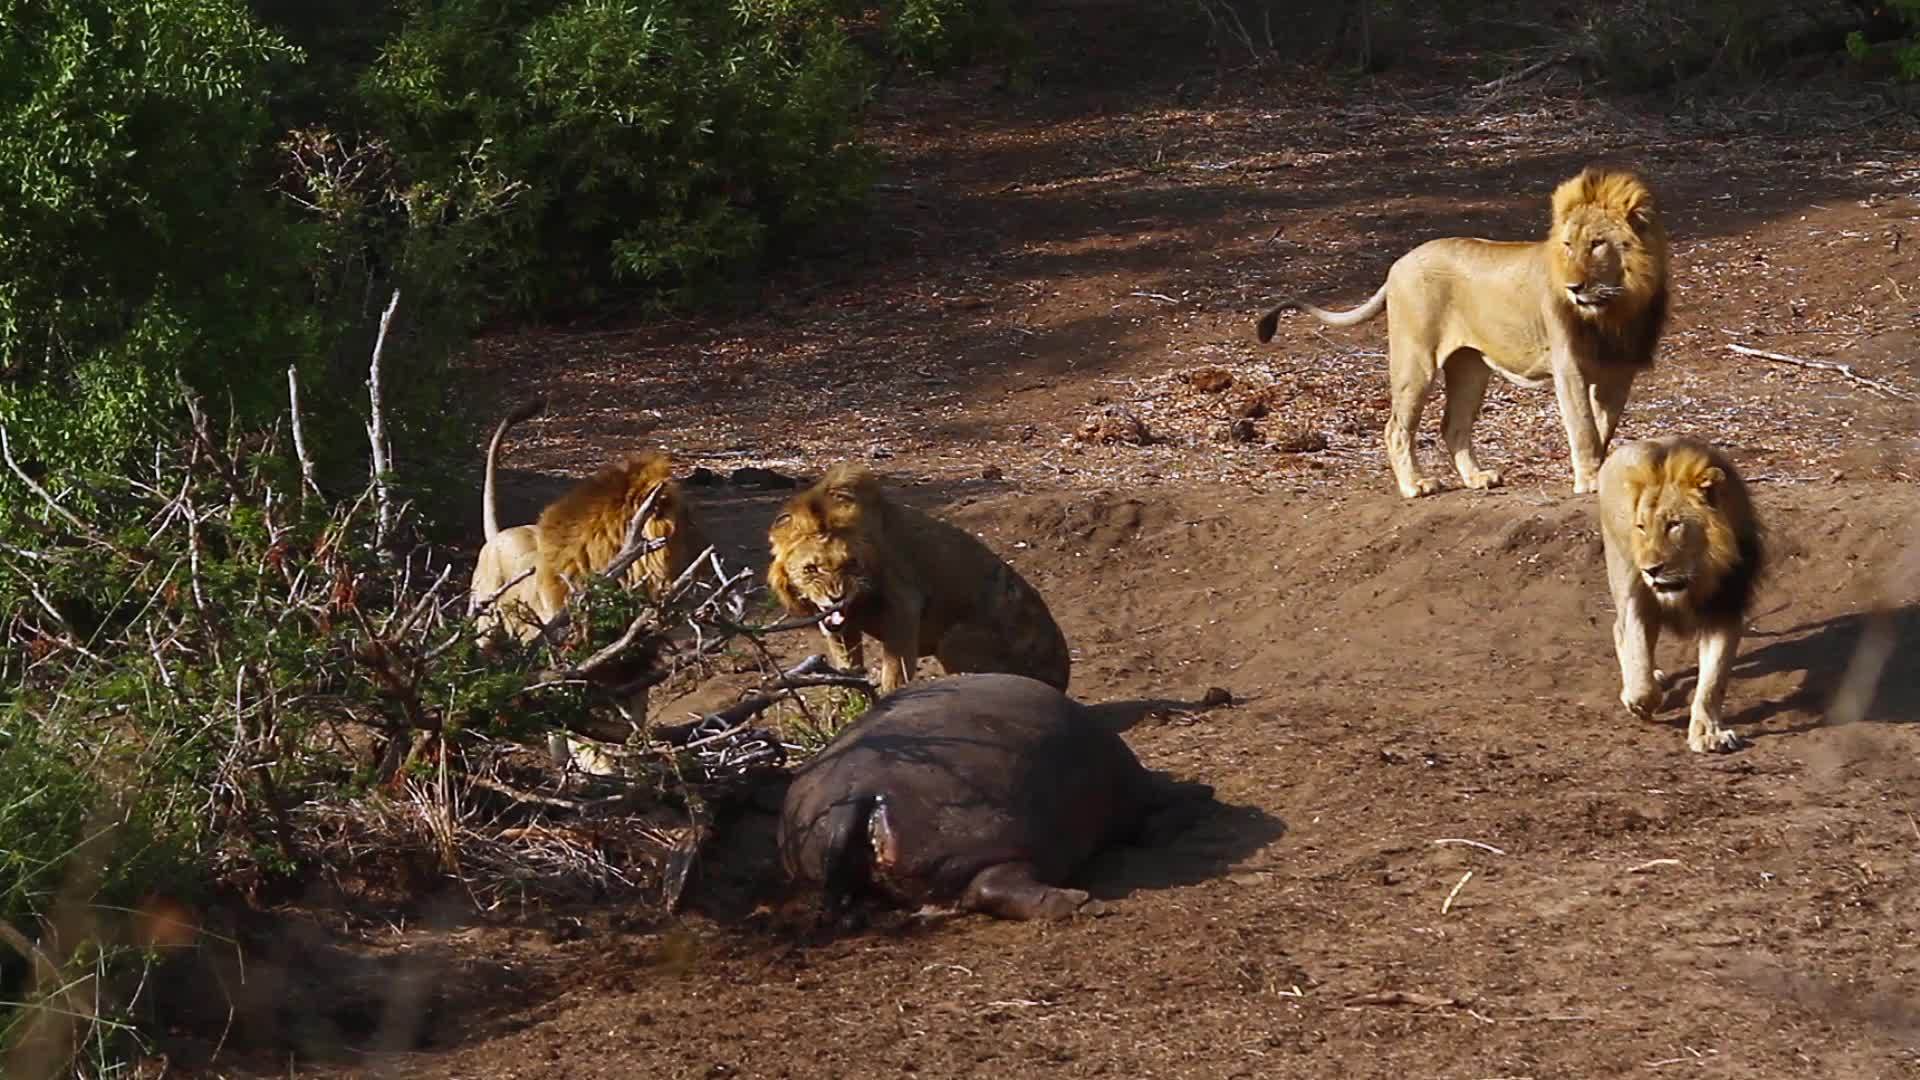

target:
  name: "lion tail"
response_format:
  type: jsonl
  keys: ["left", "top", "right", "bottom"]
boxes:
{"left": 482, "top": 396, "right": 546, "bottom": 540}
{"left": 819, "top": 793, "right": 881, "bottom": 919}
{"left": 1255, "top": 280, "right": 1389, "bottom": 341}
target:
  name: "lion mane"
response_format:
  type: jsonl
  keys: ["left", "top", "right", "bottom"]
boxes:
{"left": 1597, "top": 437, "right": 1764, "bottom": 753}
{"left": 531, "top": 450, "right": 709, "bottom": 627}
{"left": 1255, "top": 165, "right": 1670, "bottom": 499}
{"left": 766, "top": 464, "right": 1071, "bottom": 695}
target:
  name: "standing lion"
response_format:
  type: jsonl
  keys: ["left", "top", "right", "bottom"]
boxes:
{"left": 766, "top": 464, "right": 1072, "bottom": 694}
{"left": 1255, "top": 166, "right": 1670, "bottom": 498}
{"left": 1597, "top": 437, "right": 1764, "bottom": 753}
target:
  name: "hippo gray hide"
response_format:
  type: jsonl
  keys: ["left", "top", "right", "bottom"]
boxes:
{"left": 779, "top": 673, "right": 1214, "bottom": 921}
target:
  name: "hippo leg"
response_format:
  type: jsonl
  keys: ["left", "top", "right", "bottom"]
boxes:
{"left": 958, "top": 862, "right": 1107, "bottom": 920}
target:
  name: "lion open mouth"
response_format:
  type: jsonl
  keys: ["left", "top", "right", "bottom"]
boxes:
{"left": 1643, "top": 571, "right": 1689, "bottom": 595}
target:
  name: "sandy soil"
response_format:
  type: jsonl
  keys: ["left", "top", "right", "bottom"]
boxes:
{"left": 152, "top": 5, "right": 1920, "bottom": 1078}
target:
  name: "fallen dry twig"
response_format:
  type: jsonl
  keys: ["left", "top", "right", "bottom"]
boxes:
{"left": 1726, "top": 342, "right": 1916, "bottom": 403}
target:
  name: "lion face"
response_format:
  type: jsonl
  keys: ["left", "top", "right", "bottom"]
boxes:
{"left": 771, "top": 530, "right": 872, "bottom": 628}
{"left": 1554, "top": 209, "right": 1639, "bottom": 316}
{"left": 1547, "top": 167, "right": 1667, "bottom": 326}
{"left": 1627, "top": 466, "right": 1730, "bottom": 608}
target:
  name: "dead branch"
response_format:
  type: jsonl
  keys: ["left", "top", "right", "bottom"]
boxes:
{"left": 0, "top": 425, "right": 93, "bottom": 535}
{"left": 285, "top": 365, "right": 323, "bottom": 502}
{"left": 739, "top": 596, "right": 855, "bottom": 636}
{"left": 1726, "top": 342, "right": 1916, "bottom": 402}
{"left": 367, "top": 289, "right": 401, "bottom": 549}
{"left": 596, "top": 485, "right": 667, "bottom": 584}
{"left": 1345, "top": 990, "right": 1459, "bottom": 1010}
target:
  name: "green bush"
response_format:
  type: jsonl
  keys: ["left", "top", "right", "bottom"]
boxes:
{"left": 1847, "top": 0, "right": 1920, "bottom": 79}
{"left": 0, "top": 0, "right": 314, "bottom": 498}
{"left": 360, "top": 0, "right": 880, "bottom": 312}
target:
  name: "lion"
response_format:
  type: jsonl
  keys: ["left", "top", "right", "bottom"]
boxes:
{"left": 1597, "top": 437, "right": 1765, "bottom": 754}
{"left": 766, "top": 464, "right": 1072, "bottom": 695}
{"left": 468, "top": 399, "right": 547, "bottom": 641}
{"left": 1254, "top": 165, "right": 1670, "bottom": 499}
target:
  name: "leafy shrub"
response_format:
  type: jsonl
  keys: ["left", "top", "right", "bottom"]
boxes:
{"left": 1847, "top": 0, "right": 1920, "bottom": 79}
{"left": 0, "top": 0, "right": 312, "bottom": 499}
{"left": 360, "top": 0, "right": 880, "bottom": 312}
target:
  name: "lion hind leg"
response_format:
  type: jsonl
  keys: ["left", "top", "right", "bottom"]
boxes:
{"left": 1385, "top": 339, "right": 1442, "bottom": 498}
{"left": 1441, "top": 351, "right": 1503, "bottom": 491}
{"left": 1686, "top": 624, "right": 1744, "bottom": 754}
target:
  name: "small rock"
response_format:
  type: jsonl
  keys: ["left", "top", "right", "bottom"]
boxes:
{"left": 1225, "top": 418, "right": 1261, "bottom": 444}
{"left": 729, "top": 466, "right": 798, "bottom": 490}
{"left": 1274, "top": 425, "right": 1329, "bottom": 454}
{"left": 1076, "top": 405, "right": 1154, "bottom": 446}
{"left": 684, "top": 466, "right": 723, "bottom": 487}
{"left": 1235, "top": 394, "right": 1271, "bottom": 420}
{"left": 982, "top": 465, "right": 1005, "bottom": 482}
{"left": 1200, "top": 686, "right": 1233, "bottom": 708}
{"left": 1185, "top": 367, "right": 1233, "bottom": 393}
{"left": 869, "top": 444, "right": 894, "bottom": 460}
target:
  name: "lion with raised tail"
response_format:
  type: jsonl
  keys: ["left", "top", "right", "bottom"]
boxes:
{"left": 1255, "top": 166, "right": 1670, "bottom": 498}
{"left": 766, "top": 464, "right": 1072, "bottom": 695}
{"left": 1597, "top": 437, "right": 1764, "bottom": 753}
{"left": 468, "top": 399, "right": 547, "bottom": 640}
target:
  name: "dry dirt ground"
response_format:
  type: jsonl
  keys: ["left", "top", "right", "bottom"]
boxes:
{"left": 164, "top": 7, "right": 1920, "bottom": 1079}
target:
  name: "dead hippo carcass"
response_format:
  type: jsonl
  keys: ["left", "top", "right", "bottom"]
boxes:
{"left": 778, "top": 673, "right": 1213, "bottom": 921}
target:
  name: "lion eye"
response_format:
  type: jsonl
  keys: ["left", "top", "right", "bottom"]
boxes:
{"left": 1634, "top": 520, "right": 1646, "bottom": 532}
{"left": 1590, "top": 240, "right": 1606, "bottom": 254}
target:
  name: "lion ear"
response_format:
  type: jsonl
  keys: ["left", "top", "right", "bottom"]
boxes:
{"left": 772, "top": 512, "right": 792, "bottom": 528}
{"left": 827, "top": 487, "right": 859, "bottom": 505}
{"left": 1696, "top": 466, "right": 1724, "bottom": 504}
{"left": 1628, "top": 201, "right": 1657, "bottom": 233}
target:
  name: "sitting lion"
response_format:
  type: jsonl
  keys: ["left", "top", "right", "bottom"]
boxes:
{"left": 1255, "top": 165, "right": 1670, "bottom": 499}
{"left": 468, "top": 399, "right": 546, "bottom": 640}
{"left": 1597, "top": 437, "right": 1765, "bottom": 753}
{"left": 766, "top": 464, "right": 1072, "bottom": 694}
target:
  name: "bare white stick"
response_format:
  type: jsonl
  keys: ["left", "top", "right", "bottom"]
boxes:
{"left": 0, "top": 425, "right": 89, "bottom": 533}
{"left": 367, "top": 289, "right": 401, "bottom": 548}
{"left": 1441, "top": 870, "right": 1473, "bottom": 915}
{"left": 1726, "top": 342, "right": 1916, "bottom": 402}
{"left": 286, "top": 366, "right": 323, "bottom": 502}
{"left": 1627, "top": 858, "right": 1682, "bottom": 873}
{"left": 1431, "top": 838, "right": 1507, "bottom": 856}
{"left": 595, "top": 486, "right": 666, "bottom": 585}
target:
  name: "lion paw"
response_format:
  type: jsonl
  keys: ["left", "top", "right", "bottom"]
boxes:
{"left": 1572, "top": 470, "right": 1600, "bottom": 495}
{"left": 1462, "top": 468, "right": 1504, "bottom": 491}
{"left": 1401, "top": 477, "right": 1444, "bottom": 499}
{"left": 1622, "top": 686, "right": 1661, "bottom": 720}
{"left": 1687, "top": 724, "right": 1743, "bottom": 754}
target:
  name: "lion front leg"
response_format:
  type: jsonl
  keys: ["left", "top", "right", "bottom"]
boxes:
{"left": 1588, "top": 371, "right": 1635, "bottom": 460}
{"left": 821, "top": 625, "right": 865, "bottom": 678}
{"left": 873, "top": 595, "right": 923, "bottom": 695}
{"left": 1686, "top": 623, "right": 1744, "bottom": 754}
{"left": 1613, "top": 602, "right": 1663, "bottom": 720}
{"left": 1553, "top": 364, "right": 1607, "bottom": 494}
